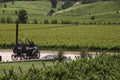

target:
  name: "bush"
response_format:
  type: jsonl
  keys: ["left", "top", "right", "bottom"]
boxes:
{"left": 90, "top": 16, "right": 95, "bottom": 21}
{"left": 93, "top": 22, "right": 96, "bottom": 25}
{"left": 15, "top": 11, "right": 18, "bottom": 15}
{"left": 2, "top": 10, "right": 5, "bottom": 14}
{"left": 81, "top": 0, "right": 95, "bottom": 4}
{"left": 4, "top": 4, "right": 7, "bottom": 8}
{"left": 116, "top": 10, "right": 119, "bottom": 14}
{"left": 1, "top": 18, "right": 6, "bottom": 23}
{"left": 75, "top": 21, "right": 79, "bottom": 25}
{"left": 61, "top": 0, "right": 74, "bottom": 9}
{"left": 7, "top": 17, "right": 13, "bottom": 23}
{"left": 44, "top": 20, "right": 49, "bottom": 24}
{"left": 89, "top": 13, "right": 91, "bottom": 15}
{"left": 112, "top": 22, "right": 116, "bottom": 25}
{"left": 80, "top": 48, "right": 89, "bottom": 58}
{"left": 33, "top": 19, "right": 39, "bottom": 24}
{"left": 61, "top": 20, "right": 72, "bottom": 24}
{"left": 12, "top": 1, "right": 14, "bottom": 4}
{"left": 57, "top": 50, "right": 64, "bottom": 62}
{"left": 47, "top": 9, "right": 55, "bottom": 16}
{"left": 51, "top": 19, "right": 57, "bottom": 24}
{"left": 108, "top": 22, "right": 111, "bottom": 25}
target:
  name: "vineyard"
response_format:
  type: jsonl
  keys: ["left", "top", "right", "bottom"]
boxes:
{"left": 0, "top": 61, "right": 53, "bottom": 77}
{"left": 0, "top": 0, "right": 120, "bottom": 79}
{"left": 0, "top": 24, "right": 120, "bottom": 51}
{"left": 0, "top": 53, "right": 120, "bottom": 80}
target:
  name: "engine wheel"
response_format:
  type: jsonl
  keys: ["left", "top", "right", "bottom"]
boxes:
{"left": 11, "top": 54, "right": 18, "bottom": 61}
{"left": 32, "top": 50, "right": 40, "bottom": 59}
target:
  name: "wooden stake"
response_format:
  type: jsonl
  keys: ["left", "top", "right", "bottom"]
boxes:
{"left": 32, "top": 63, "right": 35, "bottom": 70}
{"left": 18, "top": 66, "right": 23, "bottom": 73}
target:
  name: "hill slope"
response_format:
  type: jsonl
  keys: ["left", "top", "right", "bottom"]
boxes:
{"left": 0, "top": 1, "right": 63, "bottom": 22}
{"left": 0, "top": 1, "right": 120, "bottom": 23}
{"left": 55, "top": 1, "right": 120, "bottom": 23}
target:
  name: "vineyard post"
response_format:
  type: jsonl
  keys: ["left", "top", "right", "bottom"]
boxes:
{"left": 18, "top": 66, "right": 23, "bottom": 73}
{"left": 32, "top": 63, "right": 35, "bottom": 70}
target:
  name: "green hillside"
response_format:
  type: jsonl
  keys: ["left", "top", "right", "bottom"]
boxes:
{"left": 56, "top": 1, "right": 120, "bottom": 15}
{"left": 0, "top": 1, "right": 120, "bottom": 23}
{"left": 0, "top": 1, "right": 63, "bottom": 23}
{"left": 55, "top": 1, "right": 120, "bottom": 23}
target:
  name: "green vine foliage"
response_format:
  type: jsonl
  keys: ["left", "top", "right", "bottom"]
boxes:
{"left": 0, "top": 54, "right": 120, "bottom": 80}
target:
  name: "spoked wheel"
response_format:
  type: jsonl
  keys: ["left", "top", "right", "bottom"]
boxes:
{"left": 11, "top": 53, "right": 26, "bottom": 61}
{"left": 11, "top": 54, "right": 18, "bottom": 61}
{"left": 32, "top": 50, "right": 40, "bottom": 59}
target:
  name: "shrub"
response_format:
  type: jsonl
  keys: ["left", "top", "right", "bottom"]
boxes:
{"left": 12, "top": 1, "right": 14, "bottom": 4}
{"left": 15, "top": 11, "right": 18, "bottom": 15}
{"left": 33, "top": 19, "right": 39, "bottom": 24}
{"left": 75, "top": 21, "right": 79, "bottom": 25}
{"left": 90, "top": 16, "right": 95, "bottom": 21}
{"left": 89, "top": 13, "right": 91, "bottom": 15}
{"left": 82, "top": 22, "right": 86, "bottom": 25}
{"left": 4, "top": 4, "right": 7, "bottom": 8}
{"left": 1, "top": 18, "right": 6, "bottom": 23}
{"left": 57, "top": 50, "right": 64, "bottom": 62}
{"left": 108, "top": 22, "right": 111, "bottom": 25}
{"left": 80, "top": 48, "right": 89, "bottom": 58}
{"left": 44, "top": 20, "right": 49, "bottom": 24}
{"left": 47, "top": 9, "right": 55, "bottom": 16}
{"left": 2, "top": 10, "right": 5, "bottom": 14}
{"left": 7, "top": 17, "right": 13, "bottom": 23}
{"left": 51, "top": 19, "right": 57, "bottom": 24}
{"left": 61, "top": 20, "right": 72, "bottom": 24}
{"left": 61, "top": 0, "right": 74, "bottom": 9}
{"left": 93, "top": 22, "right": 96, "bottom": 25}
{"left": 112, "top": 22, "right": 116, "bottom": 25}
{"left": 116, "top": 10, "right": 119, "bottom": 14}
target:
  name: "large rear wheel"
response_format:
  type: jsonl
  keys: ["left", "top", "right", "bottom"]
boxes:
{"left": 32, "top": 50, "right": 40, "bottom": 59}
{"left": 11, "top": 53, "right": 26, "bottom": 61}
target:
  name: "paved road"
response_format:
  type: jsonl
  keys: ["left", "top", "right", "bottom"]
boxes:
{"left": 0, "top": 50, "right": 80, "bottom": 62}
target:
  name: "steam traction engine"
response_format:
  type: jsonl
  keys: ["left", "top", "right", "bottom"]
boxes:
{"left": 11, "top": 22, "right": 40, "bottom": 61}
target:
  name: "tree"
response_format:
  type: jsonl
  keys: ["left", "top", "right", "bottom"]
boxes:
{"left": 61, "top": 0, "right": 74, "bottom": 9}
{"left": 12, "top": 0, "right": 14, "bottom": 4}
{"left": 51, "top": 0, "right": 57, "bottom": 8}
{"left": 4, "top": 4, "right": 7, "bottom": 8}
{"left": 90, "top": 16, "right": 95, "bottom": 21}
{"left": 2, "top": 10, "right": 5, "bottom": 14}
{"left": 15, "top": 10, "right": 17, "bottom": 15}
{"left": 81, "top": 0, "right": 95, "bottom": 4}
{"left": 18, "top": 9, "right": 28, "bottom": 23}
